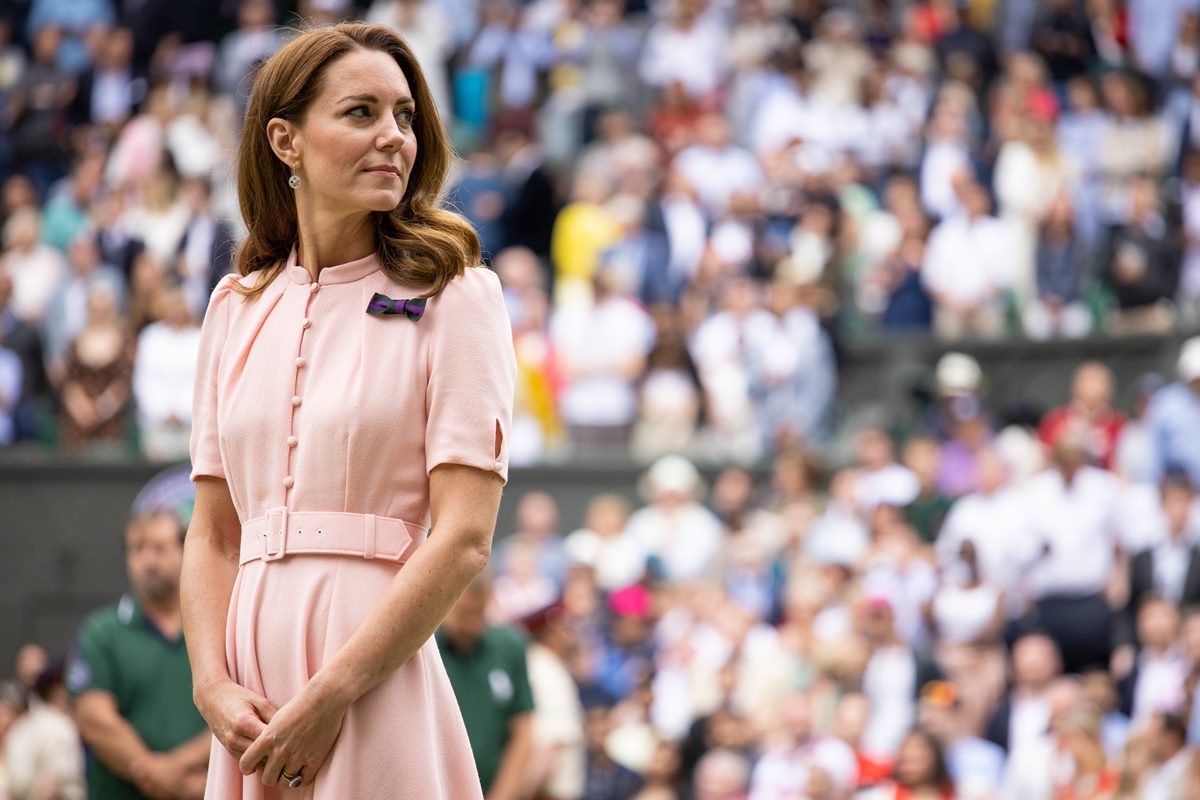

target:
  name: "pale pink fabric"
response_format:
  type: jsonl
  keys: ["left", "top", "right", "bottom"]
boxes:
{"left": 189, "top": 248, "right": 515, "bottom": 799}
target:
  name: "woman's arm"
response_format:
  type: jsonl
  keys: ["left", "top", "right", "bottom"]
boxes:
{"left": 238, "top": 462, "right": 503, "bottom": 784}
{"left": 181, "top": 477, "right": 278, "bottom": 761}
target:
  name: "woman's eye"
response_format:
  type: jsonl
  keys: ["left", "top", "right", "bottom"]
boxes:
{"left": 397, "top": 108, "right": 417, "bottom": 126}
{"left": 347, "top": 105, "right": 370, "bottom": 118}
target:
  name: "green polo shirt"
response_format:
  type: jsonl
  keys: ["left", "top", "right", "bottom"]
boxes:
{"left": 66, "top": 594, "right": 208, "bottom": 800}
{"left": 436, "top": 625, "right": 534, "bottom": 792}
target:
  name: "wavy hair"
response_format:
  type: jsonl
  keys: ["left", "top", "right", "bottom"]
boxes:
{"left": 233, "top": 23, "right": 480, "bottom": 300}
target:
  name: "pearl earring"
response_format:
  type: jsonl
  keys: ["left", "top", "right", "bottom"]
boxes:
{"left": 288, "top": 167, "right": 301, "bottom": 189}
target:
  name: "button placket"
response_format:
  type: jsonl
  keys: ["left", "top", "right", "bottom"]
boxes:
{"left": 283, "top": 281, "right": 321, "bottom": 498}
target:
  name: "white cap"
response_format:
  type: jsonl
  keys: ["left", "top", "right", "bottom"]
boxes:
{"left": 638, "top": 455, "right": 704, "bottom": 501}
{"left": 936, "top": 352, "right": 982, "bottom": 396}
{"left": 1179, "top": 336, "right": 1200, "bottom": 382}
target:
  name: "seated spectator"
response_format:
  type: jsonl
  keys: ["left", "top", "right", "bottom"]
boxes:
{"left": 631, "top": 307, "right": 702, "bottom": 462}
{"left": 1140, "top": 712, "right": 1196, "bottom": 799}
{"left": 692, "top": 748, "right": 752, "bottom": 800}
{"left": 133, "top": 284, "right": 200, "bottom": 462}
{"left": 0, "top": 325, "right": 21, "bottom": 446}
{"left": 1037, "top": 361, "right": 1126, "bottom": 469}
{"left": 495, "top": 491, "right": 569, "bottom": 588}
{"left": 1055, "top": 707, "right": 1118, "bottom": 800}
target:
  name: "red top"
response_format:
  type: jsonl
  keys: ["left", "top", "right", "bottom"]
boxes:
{"left": 1037, "top": 406, "right": 1127, "bottom": 470}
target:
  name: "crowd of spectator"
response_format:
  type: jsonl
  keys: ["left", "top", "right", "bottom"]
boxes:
{"left": 3, "top": 0, "right": 1200, "bottom": 464}
{"left": 9, "top": 344, "right": 1200, "bottom": 797}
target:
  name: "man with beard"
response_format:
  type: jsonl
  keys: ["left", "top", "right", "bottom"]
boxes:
{"left": 65, "top": 510, "right": 210, "bottom": 799}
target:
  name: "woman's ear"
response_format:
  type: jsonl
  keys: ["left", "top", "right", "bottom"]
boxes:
{"left": 266, "top": 117, "right": 301, "bottom": 169}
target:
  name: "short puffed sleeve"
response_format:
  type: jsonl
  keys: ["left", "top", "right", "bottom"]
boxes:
{"left": 424, "top": 266, "right": 516, "bottom": 483}
{"left": 189, "top": 275, "right": 235, "bottom": 482}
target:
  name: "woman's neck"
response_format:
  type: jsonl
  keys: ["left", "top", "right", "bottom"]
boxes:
{"left": 294, "top": 202, "right": 376, "bottom": 280}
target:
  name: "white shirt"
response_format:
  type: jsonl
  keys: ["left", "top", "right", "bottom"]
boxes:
{"left": 673, "top": 143, "right": 764, "bottom": 219}
{"left": 638, "top": 17, "right": 727, "bottom": 97}
{"left": 861, "top": 645, "right": 916, "bottom": 758}
{"left": 3, "top": 244, "right": 66, "bottom": 324}
{"left": 921, "top": 213, "right": 1014, "bottom": 305}
{"left": 936, "top": 489, "right": 1025, "bottom": 598}
{"left": 549, "top": 296, "right": 654, "bottom": 426}
{"left": 748, "top": 737, "right": 858, "bottom": 800}
{"left": 1154, "top": 537, "right": 1192, "bottom": 604}
{"left": 625, "top": 501, "right": 723, "bottom": 583}
{"left": 1018, "top": 466, "right": 1119, "bottom": 598}
{"left": 563, "top": 527, "right": 647, "bottom": 590}
{"left": 527, "top": 643, "right": 586, "bottom": 799}
{"left": 133, "top": 322, "right": 201, "bottom": 427}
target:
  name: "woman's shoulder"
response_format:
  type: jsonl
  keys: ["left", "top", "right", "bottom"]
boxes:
{"left": 424, "top": 265, "right": 505, "bottom": 322}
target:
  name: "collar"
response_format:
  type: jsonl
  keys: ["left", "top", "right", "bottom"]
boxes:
{"left": 119, "top": 593, "right": 181, "bottom": 644}
{"left": 285, "top": 245, "right": 382, "bottom": 286}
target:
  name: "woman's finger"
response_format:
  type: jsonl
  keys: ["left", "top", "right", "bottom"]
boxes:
{"left": 239, "top": 734, "right": 270, "bottom": 776}
{"left": 261, "top": 748, "right": 289, "bottom": 788}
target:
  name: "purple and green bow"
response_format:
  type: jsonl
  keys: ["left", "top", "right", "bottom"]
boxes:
{"left": 366, "top": 293, "right": 426, "bottom": 321}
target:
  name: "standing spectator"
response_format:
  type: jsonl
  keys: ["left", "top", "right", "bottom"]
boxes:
{"left": 0, "top": 272, "right": 48, "bottom": 442}
{"left": 672, "top": 112, "right": 764, "bottom": 223}
{"left": 549, "top": 265, "right": 655, "bottom": 456}
{"left": 366, "top": 0, "right": 454, "bottom": 122}
{"left": 6, "top": 26, "right": 75, "bottom": 198}
{"left": 0, "top": 324, "right": 21, "bottom": 446}
{"left": 626, "top": 455, "right": 723, "bottom": 584}
{"left": 1, "top": 208, "right": 67, "bottom": 326}
{"left": 3, "top": 661, "right": 85, "bottom": 800}
{"left": 42, "top": 231, "right": 126, "bottom": 383}
{"left": 58, "top": 282, "right": 134, "bottom": 454}
{"left": 1145, "top": 336, "right": 1200, "bottom": 486}
{"left": 495, "top": 491, "right": 569, "bottom": 589}
{"left": 638, "top": 0, "right": 728, "bottom": 101}
{"left": 1030, "top": 0, "right": 1097, "bottom": 86}
{"left": 216, "top": 0, "right": 283, "bottom": 119}
{"left": 175, "top": 176, "right": 235, "bottom": 322}
{"left": 68, "top": 27, "right": 147, "bottom": 133}
{"left": 133, "top": 284, "right": 200, "bottom": 461}
{"left": 66, "top": 509, "right": 209, "bottom": 800}
{"left": 986, "top": 633, "right": 1063, "bottom": 754}
{"left": 1019, "top": 428, "right": 1119, "bottom": 674}
{"left": 1101, "top": 177, "right": 1182, "bottom": 335}
{"left": 1139, "top": 712, "right": 1196, "bottom": 799}
{"left": 1120, "top": 597, "right": 1188, "bottom": 725}
{"left": 747, "top": 691, "right": 858, "bottom": 800}
{"left": 856, "top": 729, "right": 956, "bottom": 800}
{"left": 523, "top": 603, "right": 586, "bottom": 800}
{"left": 921, "top": 179, "right": 1014, "bottom": 339}
{"left": 438, "top": 573, "right": 535, "bottom": 800}
{"left": 1023, "top": 193, "right": 1093, "bottom": 339}
{"left": 1118, "top": 472, "right": 1200, "bottom": 653}
{"left": 1037, "top": 361, "right": 1126, "bottom": 470}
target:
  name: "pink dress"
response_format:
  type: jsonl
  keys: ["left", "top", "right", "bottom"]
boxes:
{"left": 189, "top": 248, "right": 515, "bottom": 799}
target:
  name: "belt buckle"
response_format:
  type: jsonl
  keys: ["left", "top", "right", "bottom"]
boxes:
{"left": 262, "top": 506, "right": 289, "bottom": 562}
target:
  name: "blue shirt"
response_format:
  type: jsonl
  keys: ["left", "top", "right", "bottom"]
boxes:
{"left": 1146, "top": 383, "right": 1200, "bottom": 486}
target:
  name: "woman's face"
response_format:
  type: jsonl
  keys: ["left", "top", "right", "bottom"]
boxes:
{"left": 895, "top": 733, "right": 937, "bottom": 786}
{"left": 285, "top": 49, "right": 420, "bottom": 215}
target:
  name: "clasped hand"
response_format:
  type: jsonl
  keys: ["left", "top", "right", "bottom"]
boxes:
{"left": 196, "top": 678, "right": 348, "bottom": 788}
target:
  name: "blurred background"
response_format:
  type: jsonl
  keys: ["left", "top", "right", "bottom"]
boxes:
{"left": 5, "top": 0, "right": 1200, "bottom": 798}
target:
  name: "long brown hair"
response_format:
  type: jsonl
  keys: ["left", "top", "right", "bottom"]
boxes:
{"left": 233, "top": 22, "right": 480, "bottom": 300}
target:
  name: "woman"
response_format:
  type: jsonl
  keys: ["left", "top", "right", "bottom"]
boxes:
{"left": 859, "top": 729, "right": 957, "bottom": 800}
{"left": 59, "top": 283, "right": 135, "bottom": 454}
{"left": 180, "top": 23, "right": 515, "bottom": 798}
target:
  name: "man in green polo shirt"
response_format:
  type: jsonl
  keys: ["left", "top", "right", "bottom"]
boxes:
{"left": 437, "top": 572, "right": 534, "bottom": 800}
{"left": 66, "top": 509, "right": 210, "bottom": 799}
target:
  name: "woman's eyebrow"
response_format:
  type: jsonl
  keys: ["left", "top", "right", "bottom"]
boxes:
{"left": 337, "top": 93, "right": 416, "bottom": 106}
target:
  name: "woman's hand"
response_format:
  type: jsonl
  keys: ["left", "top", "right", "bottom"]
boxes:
{"left": 238, "top": 683, "right": 349, "bottom": 788}
{"left": 194, "top": 678, "right": 278, "bottom": 763}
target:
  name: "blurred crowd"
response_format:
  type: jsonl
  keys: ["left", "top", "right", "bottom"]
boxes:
{"left": 13, "top": 342, "right": 1200, "bottom": 798}
{"left": 3, "top": 0, "right": 1200, "bottom": 463}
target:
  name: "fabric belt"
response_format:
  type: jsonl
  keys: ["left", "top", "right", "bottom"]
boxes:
{"left": 239, "top": 507, "right": 428, "bottom": 566}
